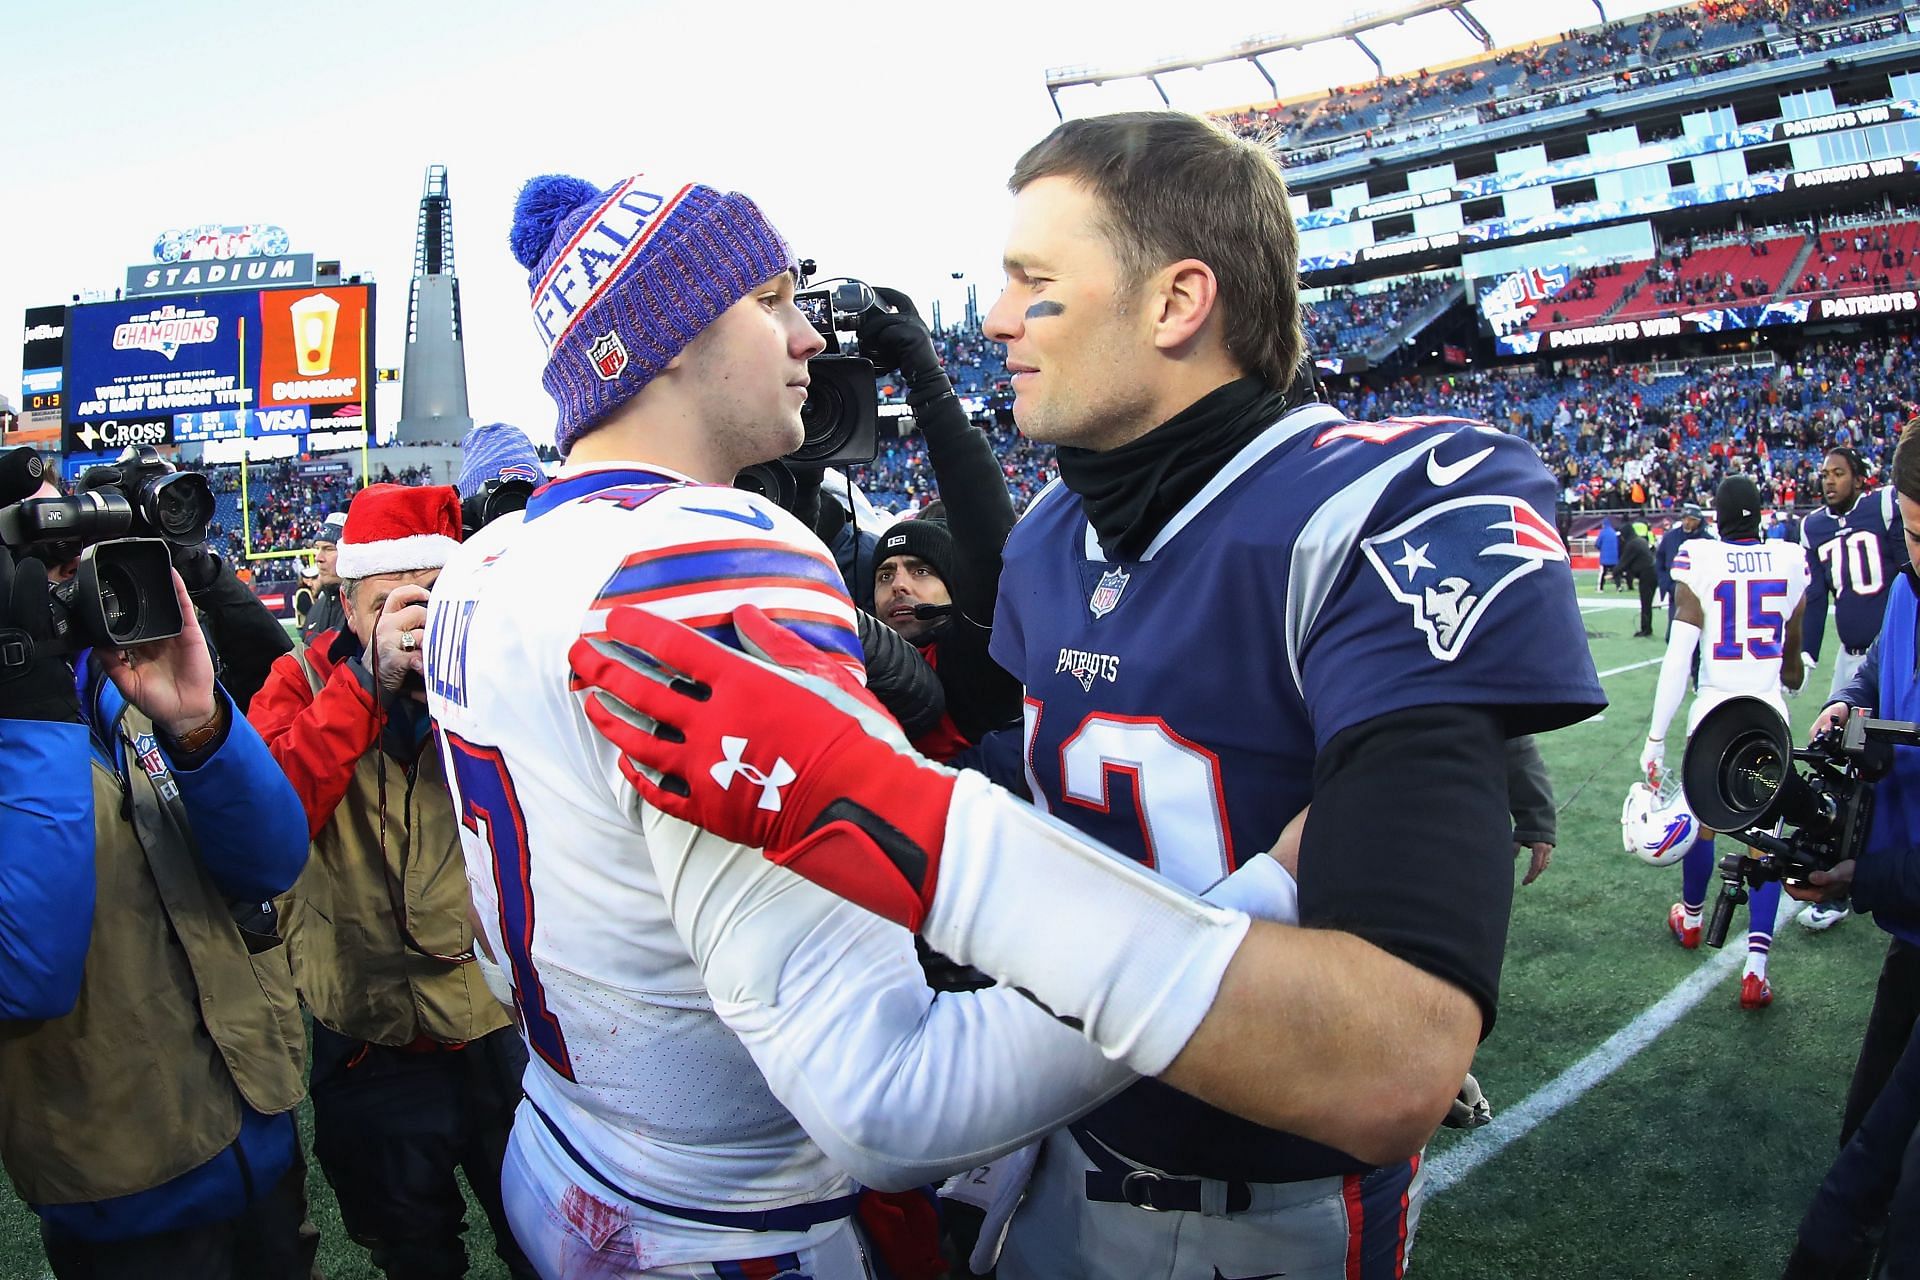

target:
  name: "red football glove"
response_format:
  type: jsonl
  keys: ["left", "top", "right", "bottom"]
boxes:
{"left": 568, "top": 604, "right": 957, "bottom": 930}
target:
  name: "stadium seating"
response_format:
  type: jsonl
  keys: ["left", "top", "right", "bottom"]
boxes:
{"left": 1613, "top": 234, "right": 1806, "bottom": 320}
{"left": 1215, "top": 0, "right": 1904, "bottom": 166}
{"left": 1306, "top": 276, "right": 1456, "bottom": 353}
{"left": 1526, "top": 261, "right": 1651, "bottom": 331}
{"left": 1781, "top": 220, "right": 1920, "bottom": 299}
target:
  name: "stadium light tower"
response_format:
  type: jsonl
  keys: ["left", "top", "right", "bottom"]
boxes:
{"left": 394, "top": 164, "right": 473, "bottom": 444}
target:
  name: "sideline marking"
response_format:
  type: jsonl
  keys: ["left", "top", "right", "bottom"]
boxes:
{"left": 1427, "top": 895, "right": 1796, "bottom": 1198}
{"left": 1597, "top": 657, "right": 1662, "bottom": 678}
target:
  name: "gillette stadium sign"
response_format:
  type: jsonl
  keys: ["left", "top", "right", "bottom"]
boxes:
{"left": 127, "top": 223, "right": 313, "bottom": 297}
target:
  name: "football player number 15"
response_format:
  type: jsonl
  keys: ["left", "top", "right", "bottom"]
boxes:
{"left": 444, "top": 733, "right": 575, "bottom": 1079}
{"left": 1710, "top": 578, "right": 1790, "bottom": 662}
{"left": 1028, "top": 703, "right": 1236, "bottom": 892}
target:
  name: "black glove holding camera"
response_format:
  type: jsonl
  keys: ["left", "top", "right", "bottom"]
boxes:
{"left": 0, "top": 555, "right": 80, "bottom": 724}
{"left": 856, "top": 287, "right": 956, "bottom": 409}
{"left": 853, "top": 608, "right": 947, "bottom": 742}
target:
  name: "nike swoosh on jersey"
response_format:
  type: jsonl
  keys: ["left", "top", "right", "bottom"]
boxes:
{"left": 687, "top": 504, "right": 777, "bottom": 530}
{"left": 1426, "top": 445, "right": 1496, "bottom": 487}
{"left": 1212, "top": 1269, "right": 1284, "bottom": 1280}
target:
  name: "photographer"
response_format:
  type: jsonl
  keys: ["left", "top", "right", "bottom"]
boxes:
{"left": 247, "top": 483, "right": 533, "bottom": 1280}
{"left": 0, "top": 543, "right": 315, "bottom": 1277}
{"left": 1783, "top": 419, "right": 1920, "bottom": 1277}
{"left": 302, "top": 511, "right": 349, "bottom": 643}
{"left": 859, "top": 290, "right": 1023, "bottom": 745}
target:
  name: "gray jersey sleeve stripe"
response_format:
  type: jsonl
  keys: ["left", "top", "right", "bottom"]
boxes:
{"left": 1284, "top": 436, "right": 1449, "bottom": 702}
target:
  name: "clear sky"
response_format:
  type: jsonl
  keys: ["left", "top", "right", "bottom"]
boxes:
{"left": 2, "top": 0, "right": 1672, "bottom": 445}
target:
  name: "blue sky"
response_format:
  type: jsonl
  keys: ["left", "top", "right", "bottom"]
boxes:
{"left": 2, "top": 0, "right": 1667, "bottom": 444}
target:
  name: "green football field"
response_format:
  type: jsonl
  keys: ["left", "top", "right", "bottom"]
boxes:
{"left": 0, "top": 581, "right": 1891, "bottom": 1278}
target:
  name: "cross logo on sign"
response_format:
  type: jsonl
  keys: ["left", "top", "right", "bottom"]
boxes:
{"left": 710, "top": 736, "right": 796, "bottom": 812}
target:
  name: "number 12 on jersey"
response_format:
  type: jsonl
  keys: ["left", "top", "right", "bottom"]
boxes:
{"left": 1710, "top": 578, "right": 1789, "bottom": 661}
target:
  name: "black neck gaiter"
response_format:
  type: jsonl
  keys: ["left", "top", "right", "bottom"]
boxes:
{"left": 1056, "top": 377, "right": 1301, "bottom": 561}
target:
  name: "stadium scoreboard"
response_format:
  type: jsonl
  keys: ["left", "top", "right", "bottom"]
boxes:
{"left": 55, "top": 283, "right": 375, "bottom": 457}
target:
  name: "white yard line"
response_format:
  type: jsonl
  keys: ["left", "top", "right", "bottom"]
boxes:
{"left": 1426, "top": 895, "right": 1797, "bottom": 1198}
{"left": 1596, "top": 657, "right": 1663, "bottom": 678}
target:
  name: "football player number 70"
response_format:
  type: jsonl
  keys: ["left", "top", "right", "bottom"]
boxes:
{"left": 444, "top": 733, "right": 575, "bottom": 1080}
{"left": 1029, "top": 705, "right": 1236, "bottom": 892}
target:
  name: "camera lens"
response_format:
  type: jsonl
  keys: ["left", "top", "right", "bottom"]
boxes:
{"left": 732, "top": 461, "right": 796, "bottom": 509}
{"left": 1723, "top": 734, "right": 1786, "bottom": 812}
{"left": 143, "top": 473, "right": 214, "bottom": 543}
{"left": 94, "top": 559, "right": 143, "bottom": 643}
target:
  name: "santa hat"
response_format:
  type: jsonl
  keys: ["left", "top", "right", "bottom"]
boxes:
{"left": 335, "top": 484, "right": 462, "bottom": 580}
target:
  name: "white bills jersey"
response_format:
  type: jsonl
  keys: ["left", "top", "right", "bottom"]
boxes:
{"left": 424, "top": 462, "right": 1132, "bottom": 1270}
{"left": 1672, "top": 535, "right": 1810, "bottom": 726}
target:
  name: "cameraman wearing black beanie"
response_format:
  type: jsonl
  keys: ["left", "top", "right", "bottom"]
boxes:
{"left": 861, "top": 291, "right": 1024, "bottom": 748}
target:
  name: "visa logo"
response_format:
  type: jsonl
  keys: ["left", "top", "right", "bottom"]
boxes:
{"left": 253, "top": 407, "right": 309, "bottom": 433}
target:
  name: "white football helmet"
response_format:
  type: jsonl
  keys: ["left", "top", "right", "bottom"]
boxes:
{"left": 1621, "top": 770, "right": 1699, "bottom": 867}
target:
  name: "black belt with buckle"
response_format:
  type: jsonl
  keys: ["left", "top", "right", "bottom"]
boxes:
{"left": 1072, "top": 1124, "right": 1253, "bottom": 1215}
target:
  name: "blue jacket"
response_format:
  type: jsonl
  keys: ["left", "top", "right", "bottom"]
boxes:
{"left": 1858, "top": 576, "right": 1920, "bottom": 948}
{"left": 1655, "top": 523, "right": 1709, "bottom": 596}
{"left": 1597, "top": 522, "right": 1619, "bottom": 566}
{"left": 1, "top": 656, "right": 310, "bottom": 1241}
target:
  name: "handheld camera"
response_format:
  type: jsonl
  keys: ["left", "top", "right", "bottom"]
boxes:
{"left": 1681, "top": 696, "right": 1915, "bottom": 947}
{"left": 0, "top": 444, "right": 210, "bottom": 651}
{"left": 733, "top": 265, "right": 882, "bottom": 507}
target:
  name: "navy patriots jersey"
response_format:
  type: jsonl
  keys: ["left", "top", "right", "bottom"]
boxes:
{"left": 991, "top": 402, "right": 1604, "bottom": 1182}
{"left": 1803, "top": 487, "right": 1908, "bottom": 657}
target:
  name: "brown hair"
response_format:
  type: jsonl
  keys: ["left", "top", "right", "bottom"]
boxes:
{"left": 1009, "top": 111, "right": 1303, "bottom": 389}
{"left": 1893, "top": 417, "right": 1920, "bottom": 504}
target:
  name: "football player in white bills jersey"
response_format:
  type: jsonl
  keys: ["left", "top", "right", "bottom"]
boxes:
{"left": 424, "top": 171, "right": 1295, "bottom": 1280}
{"left": 1640, "top": 474, "right": 1809, "bottom": 1009}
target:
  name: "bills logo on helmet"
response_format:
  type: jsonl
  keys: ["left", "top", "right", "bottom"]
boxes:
{"left": 1362, "top": 494, "right": 1568, "bottom": 661}
{"left": 589, "top": 332, "right": 630, "bottom": 381}
{"left": 1621, "top": 776, "right": 1697, "bottom": 867}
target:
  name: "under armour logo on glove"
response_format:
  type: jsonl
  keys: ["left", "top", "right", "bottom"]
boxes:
{"left": 710, "top": 736, "right": 796, "bottom": 811}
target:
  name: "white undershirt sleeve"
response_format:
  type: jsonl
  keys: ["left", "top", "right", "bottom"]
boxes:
{"left": 1650, "top": 620, "right": 1701, "bottom": 746}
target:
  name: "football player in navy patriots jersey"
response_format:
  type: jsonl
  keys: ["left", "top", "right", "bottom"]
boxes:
{"left": 574, "top": 111, "right": 1605, "bottom": 1280}
{"left": 1800, "top": 447, "right": 1908, "bottom": 932}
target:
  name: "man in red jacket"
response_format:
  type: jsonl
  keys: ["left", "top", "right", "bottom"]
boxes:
{"left": 249, "top": 483, "right": 533, "bottom": 1280}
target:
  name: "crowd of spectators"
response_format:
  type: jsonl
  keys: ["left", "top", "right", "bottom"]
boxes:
{"left": 1213, "top": 0, "right": 1904, "bottom": 167}
{"left": 1305, "top": 275, "right": 1456, "bottom": 352}
{"left": 187, "top": 460, "right": 370, "bottom": 587}
{"left": 1338, "top": 337, "right": 1916, "bottom": 513}
{"left": 853, "top": 335, "right": 1916, "bottom": 524}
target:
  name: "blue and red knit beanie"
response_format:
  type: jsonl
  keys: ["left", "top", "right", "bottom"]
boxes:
{"left": 509, "top": 172, "right": 794, "bottom": 456}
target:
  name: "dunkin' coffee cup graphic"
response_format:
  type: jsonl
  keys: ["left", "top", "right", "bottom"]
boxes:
{"left": 290, "top": 293, "right": 341, "bottom": 376}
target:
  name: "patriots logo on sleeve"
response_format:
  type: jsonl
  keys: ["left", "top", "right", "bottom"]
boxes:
{"left": 1361, "top": 495, "right": 1568, "bottom": 661}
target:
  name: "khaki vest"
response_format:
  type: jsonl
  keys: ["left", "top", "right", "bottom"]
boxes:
{"left": 279, "top": 653, "right": 507, "bottom": 1047}
{"left": 0, "top": 709, "right": 307, "bottom": 1204}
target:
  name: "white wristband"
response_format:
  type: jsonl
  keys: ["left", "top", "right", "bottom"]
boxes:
{"left": 925, "top": 772, "right": 1259, "bottom": 1077}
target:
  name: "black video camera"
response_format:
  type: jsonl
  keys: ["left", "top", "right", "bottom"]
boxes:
{"left": 461, "top": 477, "right": 535, "bottom": 539}
{"left": 0, "top": 444, "right": 214, "bottom": 652}
{"left": 1681, "top": 696, "right": 1917, "bottom": 947}
{"left": 733, "top": 269, "right": 882, "bottom": 510}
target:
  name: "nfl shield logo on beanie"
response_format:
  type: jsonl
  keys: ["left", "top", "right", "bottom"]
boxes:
{"left": 590, "top": 332, "right": 630, "bottom": 382}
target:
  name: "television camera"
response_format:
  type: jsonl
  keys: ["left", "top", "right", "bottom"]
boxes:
{"left": 0, "top": 444, "right": 215, "bottom": 652}
{"left": 732, "top": 261, "right": 881, "bottom": 509}
{"left": 1681, "top": 695, "right": 1920, "bottom": 948}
